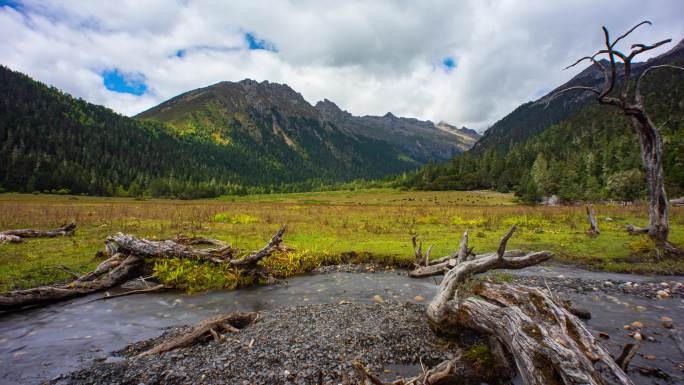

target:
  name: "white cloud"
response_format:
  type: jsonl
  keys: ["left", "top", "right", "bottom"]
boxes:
{"left": 1, "top": 0, "right": 683, "bottom": 130}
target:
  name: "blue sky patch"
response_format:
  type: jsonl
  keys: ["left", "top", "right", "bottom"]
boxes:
{"left": 244, "top": 32, "right": 277, "bottom": 52}
{"left": 442, "top": 57, "right": 457, "bottom": 71}
{"left": 102, "top": 69, "right": 148, "bottom": 95}
{"left": 175, "top": 49, "right": 186, "bottom": 58}
{"left": 0, "top": 0, "right": 22, "bottom": 11}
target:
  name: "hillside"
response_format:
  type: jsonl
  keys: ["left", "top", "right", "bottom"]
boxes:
{"left": 407, "top": 39, "right": 684, "bottom": 201}
{"left": 0, "top": 67, "right": 473, "bottom": 197}
{"left": 471, "top": 38, "right": 684, "bottom": 154}
{"left": 138, "top": 80, "right": 478, "bottom": 165}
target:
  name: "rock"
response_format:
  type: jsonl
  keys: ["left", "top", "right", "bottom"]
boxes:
{"left": 569, "top": 307, "right": 591, "bottom": 320}
{"left": 659, "top": 316, "right": 673, "bottom": 322}
{"left": 644, "top": 355, "right": 657, "bottom": 360}
{"left": 662, "top": 321, "right": 673, "bottom": 329}
{"left": 372, "top": 295, "right": 384, "bottom": 303}
{"left": 414, "top": 295, "right": 425, "bottom": 302}
{"left": 630, "top": 321, "right": 644, "bottom": 328}
{"left": 598, "top": 332, "right": 610, "bottom": 339}
{"left": 633, "top": 332, "right": 643, "bottom": 341}
{"left": 603, "top": 281, "right": 614, "bottom": 288}
{"left": 657, "top": 290, "right": 670, "bottom": 299}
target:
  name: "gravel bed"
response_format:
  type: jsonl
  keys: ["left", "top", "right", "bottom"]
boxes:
{"left": 59, "top": 302, "right": 453, "bottom": 385}
{"left": 510, "top": 275, "right": 684, "bottom": 299}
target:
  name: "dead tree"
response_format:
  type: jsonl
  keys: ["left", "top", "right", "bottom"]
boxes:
{"left": 0, "top": 226, "right": 286, "bottom": 311}
{"left": 586, "top": 204, "right": 600, "bottom": 235}
{"left": 548, "top": 21, "right": 682, "bottom": 257}
{"left": 406, "top": 226, "right": 633, "bottom": 385}
{"left": 0, "top": 221, "right": 76, "bottom": 243}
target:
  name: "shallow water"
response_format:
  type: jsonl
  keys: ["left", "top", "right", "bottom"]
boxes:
{"left": 0, "top": 269, "right": 682, "bottom": 385}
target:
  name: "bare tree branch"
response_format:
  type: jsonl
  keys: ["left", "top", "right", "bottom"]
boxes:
{"left": 635, "top": 64, "right": 684, "bottom": 106}
{"left": 611, "top": 21, "right": 651, "bottom": 48}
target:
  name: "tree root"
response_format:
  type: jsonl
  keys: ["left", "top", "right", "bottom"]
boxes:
{"left": 136, "top": 311, "right": 258, "bottom": 357}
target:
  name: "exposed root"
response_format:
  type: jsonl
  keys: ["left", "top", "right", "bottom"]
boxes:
{"left": 136, "top": 312, "right": 258, "bottom": 357}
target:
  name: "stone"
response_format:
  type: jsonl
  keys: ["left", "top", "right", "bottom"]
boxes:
{"left": 372, "top": 295, "right": 384, "bottom": 303}
{"left": 656, "top": 290, "right": 669, "bottom": 299}
{"left": 414, "top": 295, "right": 425, "bottom": 302}
{"left": 630, "top": 321, "right": 643, "bottom": 328}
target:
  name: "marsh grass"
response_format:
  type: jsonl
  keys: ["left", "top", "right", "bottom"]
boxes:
{"left": 0, "top": 189, "right": 682, "bottom": 291}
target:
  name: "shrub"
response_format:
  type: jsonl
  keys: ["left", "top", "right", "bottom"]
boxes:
{"left": 212, "top": 213, "right": 259, "bottom": 224}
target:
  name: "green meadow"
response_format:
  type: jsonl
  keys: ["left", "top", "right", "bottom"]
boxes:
{"left": 1, "top": 189, "right": 683, "bottom": 291}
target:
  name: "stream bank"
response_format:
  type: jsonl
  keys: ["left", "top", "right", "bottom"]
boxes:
{"left": 0, "top": 266, "right": 682, "bottom": 385}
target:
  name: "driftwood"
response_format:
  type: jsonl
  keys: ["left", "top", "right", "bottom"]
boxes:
{"left": 0, "top": 221, "right": 76, "bottom": 243}
{"left": 0, "top": 254, "right": 144, "bottom": 311}
{"left": 0, "top": 226, "right": 287, "bottom": 311}
{"left": 549, "top": 21, "right": 682, "bottom": 257}
{"left": 586, "top": 204, "right": 600, "bottom": 235}
{"left": 417, "top": 226, "right": 633, "bottom": 385}
{"left": 136, "top": 311, "right": 257, "bottom": 357}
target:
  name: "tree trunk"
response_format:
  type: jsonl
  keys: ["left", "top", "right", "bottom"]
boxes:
{"left": 421, "top": 227, "right": 632, "bottom": 385}
{"left": 586, "top": 204, "right": 600, "bottom": 235}
{"left": 628, "top": 115, "right": 674, "bottom": 256}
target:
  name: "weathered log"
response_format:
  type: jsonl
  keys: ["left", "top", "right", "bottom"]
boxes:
{"left": 424, "top": 226, "right": 633, "bottom": 385}
{"left": 106, "top": 234, "right": 236, "bottom": 263}
{"left": 586, "top": 204, "right": 600, "bottom": 235}
{"left": 0, "top": 221, "right": 76, "bottom": 241}
{"left": 0, "top": 234, "right": 22, "bottom": 244}
{"left": 136, "top": 311, "right": 258, "bottom": 357}
{"left": 0, "top": 255, "right": 144, "bottom": 311}
{"left": 171, "top": 235, "right": 228, "bottom": 247}
{"left": 228, "top": 225, "right": 286, "bottom": 267}
{"left": 455, "top": 230, "right": 469, "bottom": 264}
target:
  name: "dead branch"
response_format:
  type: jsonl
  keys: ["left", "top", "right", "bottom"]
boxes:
{"left": 228, "top": 225, "right": 286, "bottom": 267}
{"left": 93, "top": 284, "right": 168, "bottom": 301}
{"left": 615, "top": 342, "right": 641, "bottom": 371}
{"left": 136, "top": 312, "right": 257, "bottom": 357}
{"left": 0, "top": 221, "right": 76, "bottom": 242}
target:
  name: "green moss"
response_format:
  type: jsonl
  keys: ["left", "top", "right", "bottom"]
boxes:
{"left": 464, "top": 343, "right": 494, "bottom": 368}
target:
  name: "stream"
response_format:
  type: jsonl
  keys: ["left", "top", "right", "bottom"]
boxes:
{"left": 1, "top": 266, "right": 683, "bottom": 385}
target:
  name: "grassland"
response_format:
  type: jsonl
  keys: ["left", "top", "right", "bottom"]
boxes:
{"left": 1, "top": 189, "right": 683, "bottom": 291}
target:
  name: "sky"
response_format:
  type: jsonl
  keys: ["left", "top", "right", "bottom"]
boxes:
{"left": 1, "top": 0, "right": 683, "bottom": 131}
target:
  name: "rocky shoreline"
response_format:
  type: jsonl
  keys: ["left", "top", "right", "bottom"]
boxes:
{"left": 57, "top": 302, "right": 454, "bottom": 385}
{"left": 51, "top": 266, "right": 684, "bottom": 385}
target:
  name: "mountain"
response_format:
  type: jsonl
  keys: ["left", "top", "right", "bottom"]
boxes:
{"left": 471, "top": 38, "right": 684, "bottom": 154}
{"left": 0, "top": 67, "right": 472, "bottom": 197}
{"left": 406, "top": 38, "right": 684, "bottom": 200}
{"left": 138, "top": 80, "right": 478, "bottom": 166}
{"left": 313, "top": 99, "right": 479, "bottom": 162}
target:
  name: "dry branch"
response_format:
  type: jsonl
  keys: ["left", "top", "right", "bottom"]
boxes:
{"left": 136, "top": 312, "right": 257, "bottom": 357}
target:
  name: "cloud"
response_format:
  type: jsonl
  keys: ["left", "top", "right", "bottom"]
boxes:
{"left": 1, "top": 0, "right": 683, "bottom": 131}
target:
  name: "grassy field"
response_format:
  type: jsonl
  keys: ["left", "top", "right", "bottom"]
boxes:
{"left": 1, "top": 189, "right": 683, "bottom": 291}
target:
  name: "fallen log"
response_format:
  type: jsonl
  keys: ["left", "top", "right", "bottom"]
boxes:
{"left": 421, "top": 226, "right": 633, "bottom": 385}
{"left": 0, "top": 226, "right": 287, "bottom": 311}
{"left": 0, "top": 254, "right": 144, "bottom": 311}
{"left": 0, "top": 221, "right": 76, "bottom": 243}
{"left": 136, "top": 311, "right": 258, "bottom": 357}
